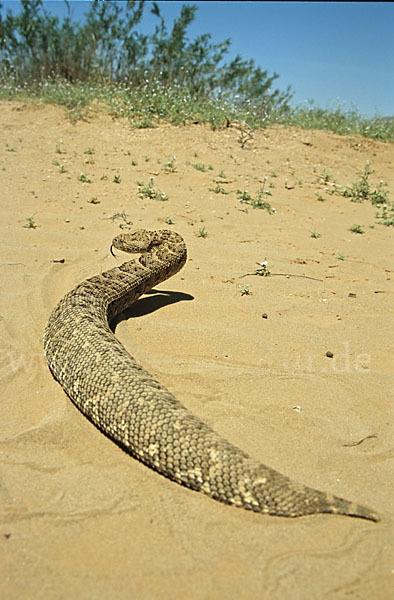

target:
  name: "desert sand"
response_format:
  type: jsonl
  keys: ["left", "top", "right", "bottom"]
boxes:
{"left": 0, "top": 101, "right": 393, "bottom": 599}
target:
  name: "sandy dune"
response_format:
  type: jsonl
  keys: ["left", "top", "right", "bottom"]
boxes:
{"left": 1, "top": 101, "right": 393, "bottom": 599}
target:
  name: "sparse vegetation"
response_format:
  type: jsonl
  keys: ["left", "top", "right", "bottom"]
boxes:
{"left": 375, "top": 202, "right": 394, "bottom": 227}
{"left": 349, "top": 224, "right": 364, "bottom": 234}
{"left": 78, "top": 172, "right": 91, "bottom": 183}
{"left": 272, "top": 101, "right": 393, "bottom": 141}
{"left": 163, "top": 157, "right": 177, "bottom": 173}
{"left": 340, "top": 162, "right": 388, "bottom": 204}
{"left": 237, "top": 185, "right": 275, "bottom": 213}
{"left": 137, "top": 178, "right": 168, "bottom": 201}
{"left": 253, "top": 260, "right": 273, "bottom": 277}
{"left": 0, "top": 2, "right": 391, "bottom": 139}
{"left": 309, "top": 228, "right": 321, "bottom": 238}
{"left": 339, "top": 162, "right": 392, "bottom": 228}
{"left": 238, "top": 284, "right": 251, "bottom": 295}
{"left": 209, "top": 183, "right": 229, "bottom": 195}
{"left": 191, "top": 162, "right": 213, "bottom": 172}
{"left": 236, "top": 123, "right": 254, "bottom": 149}
{"left": 196, "top": 227, "right": 208, "bottom": 238}
{"left": 23, "top": 214, "right": 37, "bottom": 228}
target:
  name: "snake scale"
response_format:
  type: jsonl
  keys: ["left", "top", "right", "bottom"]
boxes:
{"left": 43, "top": 229, "right": 379, "bottom": 521}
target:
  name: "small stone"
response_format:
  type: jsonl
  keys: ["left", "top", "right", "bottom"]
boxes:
{"left": 262, "top": 313, "right": 268, "bottom": 319}
{"left": 326, "top": 351, "right": 334, "bottom": 358}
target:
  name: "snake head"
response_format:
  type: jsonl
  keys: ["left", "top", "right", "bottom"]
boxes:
{"left": 110, "top": 230, "right": 153, "bottom": 256}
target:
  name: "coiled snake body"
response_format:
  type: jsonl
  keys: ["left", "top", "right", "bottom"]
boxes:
{"left": 43, "top": 229, "right": 379, "bottom": 521}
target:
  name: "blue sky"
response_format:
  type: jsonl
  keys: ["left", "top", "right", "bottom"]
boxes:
{"left": 2, "top": 1, "right": 393, "bottom": 117}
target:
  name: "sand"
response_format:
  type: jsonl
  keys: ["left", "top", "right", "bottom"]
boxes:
{"left": 0, "top": 101, "right": 393, "bottom": 599}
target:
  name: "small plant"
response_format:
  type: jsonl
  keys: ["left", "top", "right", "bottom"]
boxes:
{"left": 237, "top": 184, "right": 275, "bottom": 213}
{"left": 376, "top": 202, "right": 394, "bottom": 227}
{"left": 137, "top": 178, "right": 168, "bottom": 201}
{"left": 165, "top": 217, "right": 175, "bottom": 224}
{"left": 349, "top": 224, "right": 364, "bottom": 234}
{"left": 218, "top": 170, "right": 227, "bottom": 179}
{"left": 163, "top": 156, "right": 177, "bottom": 172}
{"left": 55, "top": 141, "right": 65, "bottom": 154}
{"left": 113, "top": 174, "right": 121, "bottom": 184}
{"left": 336, "top": 253, "right": 346, "bottom": 261}
{"left": 209, "top": 183, "right": 229, "bottom": 195}
{"left": 196, "top": 227, "right": 208, "bottom": 238}
{"left": 59, "top": 164, "right": 67, "bottom": 173}
{"left": 315, "top": 193, "right": 324, "bottom": 201}
{"left": 52, "top": 159, "right": 60, "bottom": 166}
{"left": 238, "top": 284, "right": 251, "bottom": 295}
{"left": 253, "top": 259, "right": 273, "bottom": 277}
{"left": 236, "top": 122, "right": 254, "bottom": 149}
{"left": 23, "top": 214, "right": 37, "bottom": 229}
{"left": 192, "top": 162, "right": 213, "bottom": 172}
{"left": 84, "top": 147, "right": 95, "bottom": 155}
{"left": 192, "top": 162, "right": 206, "bottom": 172}
{"left": 309, "top": 228, "right": 321, "bottom": 238}
{"left": 100, "top": 174, "right": 108, "bottom": 180}
{"left": 131, "top": 159, "right": 138, "bottom": 166}
{"left": 78, "top": 173, "right": 92, "bottom": 183}
{"left": 341, "top": 163, "right": 371, "bottom": 202}
{"left": 340, "top": 162, "right": 388, "bottom": 205}
{"left": 6, "top": 145, "right": 17, "bottom": 152}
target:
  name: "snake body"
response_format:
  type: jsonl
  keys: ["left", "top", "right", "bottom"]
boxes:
{"left": 43, "top": 229, "right": 379, "bottom": 521}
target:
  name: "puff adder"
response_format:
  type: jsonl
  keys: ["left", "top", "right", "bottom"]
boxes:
{"left": 43, "top": 229, "right": 379, "bottom": 521}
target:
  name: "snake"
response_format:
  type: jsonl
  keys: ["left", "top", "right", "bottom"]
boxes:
{"left": 43, "top": 229, "right": 379, "bottom": 521}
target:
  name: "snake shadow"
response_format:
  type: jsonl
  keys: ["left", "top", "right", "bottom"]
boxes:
{"left": 110, "top": 289, "right": 194, "bottom": 332}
